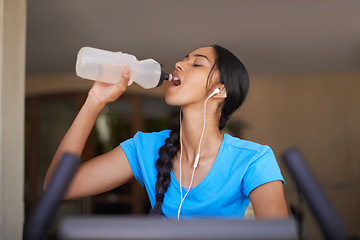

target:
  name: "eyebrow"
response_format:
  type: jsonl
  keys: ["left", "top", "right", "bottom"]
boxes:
{"left": 184, "top": 54, "right": 210, "bottom": 62}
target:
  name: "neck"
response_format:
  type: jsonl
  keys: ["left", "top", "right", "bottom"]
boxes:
{"left": 179, "top": 101, "right": 223, "bottom": 164}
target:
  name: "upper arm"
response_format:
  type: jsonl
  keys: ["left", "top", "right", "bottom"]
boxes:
{"left": 64, "top": 145, "right": 133, "bottom": 199}
{"left": 249, "top": 180, "right": 288, "bottom": 219}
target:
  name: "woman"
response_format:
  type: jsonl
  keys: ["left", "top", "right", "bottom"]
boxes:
{"left": 44, "top": 45, "right": 288, "bottom": 219}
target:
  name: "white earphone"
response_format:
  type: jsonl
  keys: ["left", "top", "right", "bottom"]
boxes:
{"left": 209, "top": 88, "right": 221, "bottom": 98}
{"left": 194, "top": 88, "right": 221, "bottom": 168}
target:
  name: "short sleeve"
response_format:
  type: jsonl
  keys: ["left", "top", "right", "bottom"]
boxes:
{"left": 120, "top": 132, "right": 144, "bottom": 186}
{"left": 242, "top": 146, "right": 284, "bottom": 197}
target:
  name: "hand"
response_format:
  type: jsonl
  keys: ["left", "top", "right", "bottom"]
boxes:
{"left": 87, "top": 66, "right": 131, "bottom": 108}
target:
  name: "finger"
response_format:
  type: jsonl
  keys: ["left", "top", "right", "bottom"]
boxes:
{"left": 119, "top": 66, "right": 131, "bottom": 87}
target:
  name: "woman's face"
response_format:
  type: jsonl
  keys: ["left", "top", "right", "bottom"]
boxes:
{"left": 165, "top": 47, "right": 219, "bottom": 107}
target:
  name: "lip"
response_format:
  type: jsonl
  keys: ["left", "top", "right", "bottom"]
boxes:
{"left": 166, "top": 84, "right": 176, "bottom": 90}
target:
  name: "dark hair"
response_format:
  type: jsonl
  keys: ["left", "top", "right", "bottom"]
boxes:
{"left": 149, "top": 45, "right": 249, "bottom": 216}
{"left": 211, "top": 44, "right": 249, "bottom": 130}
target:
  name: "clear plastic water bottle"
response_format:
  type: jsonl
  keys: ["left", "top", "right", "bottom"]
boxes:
{"left": 76, "top": 47, "right": 174, "bottom": 89}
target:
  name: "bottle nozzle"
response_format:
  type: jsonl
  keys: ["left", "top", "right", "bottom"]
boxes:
{"left": 158, "top": 66, "right": 180, "bottom": 88}
{"left": 165, "top": 74, "right": 179, "bottom": 81}
{"left": 164, "top": 73, "right": 170, "bottom": 81}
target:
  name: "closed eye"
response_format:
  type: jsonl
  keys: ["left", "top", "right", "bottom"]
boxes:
{"left": 193, "top": 64, "right": 202, "bottom": 67}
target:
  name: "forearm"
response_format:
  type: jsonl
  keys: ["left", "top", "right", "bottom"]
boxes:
{"left": 43, "top": 96, "right": 104, "bottom": 189}
{"left": 43, "top": 67, "right": 130, "bottom": 190}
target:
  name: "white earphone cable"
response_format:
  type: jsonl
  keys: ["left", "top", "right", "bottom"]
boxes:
{"left": 177, "top": 163, "right": 196, "bottom": 220}
{"left": 179, "top": 109, "right": 183, "bottom": 201}
{"left": 194, "top": 92, "right": 212, "bottom": 168}
{"left": 177, "top": 90, "right": 216, "bottom": 220}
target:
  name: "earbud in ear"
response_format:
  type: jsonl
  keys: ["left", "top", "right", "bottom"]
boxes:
{"left": 213, "top": 88, "right": 221, "bottom": 94}
{"left": 209, "top": 88, "right": 221, "bottom": 98}
{"left": 206, "top": 88, "right": 221, "bottom": 101}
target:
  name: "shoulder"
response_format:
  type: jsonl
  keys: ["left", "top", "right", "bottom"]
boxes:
{"left": 130, "top": 130, "right": 171, "bottom": 147}
{"left": 133, "top": 129, "right": 171, "bottom": 141}
{"left": 121, "top": 130, "right": 171, "bottom": 150}
{"left": 223, "top": 133, "right": 272, "bottom": 155}
{"left": 222, "top": 133, "right": 276, "bottom": 166}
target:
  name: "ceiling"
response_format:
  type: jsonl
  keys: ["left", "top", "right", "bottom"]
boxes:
{"left": 26, "top": 0, "right": 360, "bottom": 75}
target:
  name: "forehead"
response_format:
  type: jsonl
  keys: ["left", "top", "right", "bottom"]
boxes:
{"left": 188, "top": 47, "right": 215, "bottom": 62}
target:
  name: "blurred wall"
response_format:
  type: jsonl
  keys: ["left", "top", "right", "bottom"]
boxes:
{"left": 0, "top": 0, "right": 26, "bottom": 239}
{"left": 237, "top": 71, "right": 360, "bottom": 238}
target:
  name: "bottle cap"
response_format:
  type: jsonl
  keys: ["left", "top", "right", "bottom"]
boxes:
{"left": 157, "top": 64, "right": 167, "bottom": 87}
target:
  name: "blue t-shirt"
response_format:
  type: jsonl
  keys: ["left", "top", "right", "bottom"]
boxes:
{"left": 120, "top": 130, "right": 284, "bottom": 218}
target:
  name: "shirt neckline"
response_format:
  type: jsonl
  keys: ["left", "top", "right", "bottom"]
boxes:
{"left": 170, "top": 133, "right": 228, "bottom": 191}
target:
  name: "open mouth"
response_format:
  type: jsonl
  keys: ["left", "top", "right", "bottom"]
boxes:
{"left": 173, "top": 78, "right": 181, "bottom": 86}
{"left": 172, "top": 73, "right": 181, "bottom": 86}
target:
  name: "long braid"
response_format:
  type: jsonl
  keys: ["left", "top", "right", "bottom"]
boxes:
{"left": 149, "top": 129, "right": 180, "bottom": 216}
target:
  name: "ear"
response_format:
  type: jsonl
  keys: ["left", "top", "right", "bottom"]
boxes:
{"left": 213, "top": 84, "right": 227, "bottom": 99}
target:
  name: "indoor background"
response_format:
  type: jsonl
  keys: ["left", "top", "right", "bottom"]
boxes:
{"left": 1, "top": 0, "right": 360, "bottom": 239}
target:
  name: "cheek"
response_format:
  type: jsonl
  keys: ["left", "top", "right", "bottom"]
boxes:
{"left": 186, "top": 71, "right": 209, "bottom": 91}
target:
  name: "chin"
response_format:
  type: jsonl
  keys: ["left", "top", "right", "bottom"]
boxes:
{"left": 164, "top": 96, "right": 177, "bottom": 106}
{"left": 165, "top": 93, "right": 181, "bottom": 107}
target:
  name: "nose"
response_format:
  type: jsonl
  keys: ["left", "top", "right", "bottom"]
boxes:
{"left": 175, "top": 61, "right": 183, "bottom": 71}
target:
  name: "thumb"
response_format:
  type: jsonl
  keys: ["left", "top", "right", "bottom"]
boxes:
{"left": 119, "top": 66, "right": 131, "bottom": 87}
